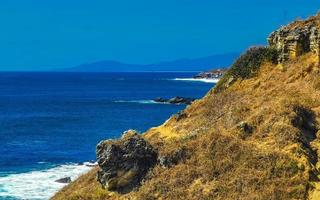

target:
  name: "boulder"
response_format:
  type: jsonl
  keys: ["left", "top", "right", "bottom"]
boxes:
{"left": 154, "top": 97, "right": 167, "bottom": 103}
{"left": 168, "top": 96, "right": 195, "bottom": 105}
{"left": 193, "top": 69, "right": 226, "bottom": 79}
{"left": 175, "top": 110, "right": 187, "bottom": 121}
{"left": 55, "top": 177, "right": 71, "bottom": 184}
{"left": 159, "top": 148, "right": 188, "bottom": 168}
{"left": 237, "top": 121, "right": 253, "bottom": 139}
{"left": 96, "top": 130, "right": 157, "bottom": 193}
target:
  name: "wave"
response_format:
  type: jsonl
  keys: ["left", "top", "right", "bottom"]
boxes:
{"left": 172, "top": 78, "right": 219, "bottom": 83}
{"left": 0, "top": 163, "right": 93, "bottom": 200}
{"left": 114, "top": 100, "right": 169, "bottom": 104}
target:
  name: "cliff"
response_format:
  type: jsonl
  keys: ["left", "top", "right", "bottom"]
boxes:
{"left": 268, "top": 13, "right": 320, "bottom": 64}
{"left": 53, "top": 13, "right": 320, "bottom": 200}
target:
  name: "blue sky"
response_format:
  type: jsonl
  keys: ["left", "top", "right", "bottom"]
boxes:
{"left": 0, "top": 0, "right": 319, "bottom": 70}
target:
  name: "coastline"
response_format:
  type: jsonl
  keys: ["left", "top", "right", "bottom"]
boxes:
{"left": 0, "top": 72, "right": 214, "bottom": 200}
{"left": 173, "top": 78, "right": 220, "bottom": 83}
{"left": 0, "top": 163, "right": 94, "bottom": 200}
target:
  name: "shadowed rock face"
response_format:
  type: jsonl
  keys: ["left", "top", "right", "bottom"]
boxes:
{"left": 159, "top": 148, "right": 188, "bottom": 168}
{"left": 268, "top": 21, "right": 320, "bottom": 64}
{"left": 96, "top": 130, "right": 158, "bottom": 193}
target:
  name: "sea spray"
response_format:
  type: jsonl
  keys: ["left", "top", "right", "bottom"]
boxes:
{"left": 0, "top": 163, "right": 92, "bottom": 200}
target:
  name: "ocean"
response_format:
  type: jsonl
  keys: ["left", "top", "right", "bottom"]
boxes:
{"left": 0, "top": 72, "right": 214, "bottom": 200}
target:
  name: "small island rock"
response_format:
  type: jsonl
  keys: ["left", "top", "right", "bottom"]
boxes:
{"left": 154, "top": 96, "right": 196, "bottom": 105}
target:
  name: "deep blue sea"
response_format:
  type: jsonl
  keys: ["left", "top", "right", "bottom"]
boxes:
{"left": 0, "top": 72, "right": 214, "bottom": 200}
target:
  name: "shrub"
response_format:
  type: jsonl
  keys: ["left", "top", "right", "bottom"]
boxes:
{"left": 215, "top": 46, "right": 278, "bottom": 92}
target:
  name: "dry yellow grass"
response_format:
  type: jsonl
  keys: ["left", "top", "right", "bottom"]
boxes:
{"left": 52, "top": 51, "right": 320, "bottom": 199}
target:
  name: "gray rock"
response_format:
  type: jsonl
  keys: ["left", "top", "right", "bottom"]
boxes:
{"left": 159, "top": 148, "right": 188, "bottom": 168}
{"left": 237, "top": 121, "right": 253, "bottom": 139}
{"left": 154, "top": 97, "right": 167, "bottom": 103}
{"left": 55, "top": 177, "right": 71, "bottom": 183}
{"left": 175, "top": 110, "right": 187, "bottom": 121}
{"left": 168, "top": 96, "right": 195, "bottom": 105}
{"left": 96, "top": 130, "right": 157, "bottom": 193}
{"left": 193, "top": 69, "right": 226, "bottom": 79}
{"left": 268, "top": 22, "right": 320, "bottom": 64}
{"left": 154, "top": 96, "right": 195, "bottom": 105}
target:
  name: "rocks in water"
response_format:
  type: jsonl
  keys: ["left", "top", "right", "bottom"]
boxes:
{"left": 96, "top": 130, "right": 158, "bottom": 193}
{"left": 193, "top": 69, "right": 227, "bottom": 79}
{"left": 154, "top": 97, "right": 168, "bottom": 103}
{"left": 159, "top": 148, "right": 188, "bottom": 168}
{"left": 168, "top": 96, "right": 195, "bottom": 105}
{"left": 154, "top": 96, "right": 196, "bottom": 105}
{"left": 55, "top": 177, "right": 71, "bottom": 184}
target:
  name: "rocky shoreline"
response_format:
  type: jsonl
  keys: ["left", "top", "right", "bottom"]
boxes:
{"left": 193, "top": 68, "right": 227, "bottom": 79}
{"left": 154, "top": 96, "right": 196, "bottom": 105}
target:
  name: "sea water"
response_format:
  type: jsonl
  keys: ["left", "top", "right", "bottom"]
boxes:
{"left": 0, "top": 72, "right": 214, "bottom": 200}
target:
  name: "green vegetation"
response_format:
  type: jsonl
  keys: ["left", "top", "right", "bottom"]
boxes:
{"left": 215, "top": 46, "right": 278, "bottom": 92}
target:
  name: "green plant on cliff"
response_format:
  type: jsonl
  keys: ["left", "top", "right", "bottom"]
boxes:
{"left": 215, "top": 46, "right": 278, "bottom": 92}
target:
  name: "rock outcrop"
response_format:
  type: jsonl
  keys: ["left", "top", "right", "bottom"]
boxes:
{"left": 193, "top": 68, "right": 227, "bottom": 79}
{"left": 154, "top": 96, "right": 196, "bottom": 105}
{"left": 96, "top": 130, "right": 158, "bottom": 193}
{"left": 268, "top": 15, "right": 320, "bottom": 64}
{"left": 159, "top": 148, "right": 188, "bottom": 168}
{"left": 55, "top": 177, "right": 71, "bottom": 184}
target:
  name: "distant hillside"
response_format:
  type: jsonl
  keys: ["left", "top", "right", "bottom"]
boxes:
{"left": 64, "top": 53, "right": 238, "bottom": 72}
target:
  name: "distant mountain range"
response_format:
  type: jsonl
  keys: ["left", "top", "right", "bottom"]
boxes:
{"left": 64, "top": 53, "right": 238, "bottom": 72}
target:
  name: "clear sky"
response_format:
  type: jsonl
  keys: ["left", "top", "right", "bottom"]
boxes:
{"left": 0, "top": 0, "right": 319, "bottom": 71}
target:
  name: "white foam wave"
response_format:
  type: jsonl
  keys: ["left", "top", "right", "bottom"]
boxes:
{"left": 114, "top": 100, "right": 169, "bottom": 104}
{"left": 0, "top": 164, "right": 92, "bottom": 200}
{"left": 173, "top": 78, "right": 219, "bottom": 83}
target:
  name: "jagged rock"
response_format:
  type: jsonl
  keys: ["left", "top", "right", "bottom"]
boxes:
{"left": 237, "top": 121, "right": 253, "bottom": 139}
{"left": 96, "top": 130, "right": 157, "bottom": 193}
{"left": 159, "top": 148, "right": 188, "bottom": 168}
{"left": 121, "top": 129, "right": 139, "bottom": 139}
{"left": 154, "top": 97, "right": 167, "bottom": 103}
{"left": 55, "top": 177, "right": 71, "bottom": 183}
{"left": 168, "top": 96, "right": 195, "bottom": 105}
{"left": 154, "top": 96, "right": 196, "bottom": 105}
{"left": 83, "top": 161, "right": 98, "bottom": 167}
{"left": 175, "top": 110, "right": 187, "bottom": 121}
{"left": 193, "top": 69, "right": 227, "bottom": 79}
{"left": 268, "top": 21, "right": 320, "bottom": 64}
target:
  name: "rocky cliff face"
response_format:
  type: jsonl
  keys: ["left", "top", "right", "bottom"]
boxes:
{"left": 268, "top": 15, "right": 320, "bottom": 64}
{"left": 96, "top": 130, "right": 157, "bottom": 193}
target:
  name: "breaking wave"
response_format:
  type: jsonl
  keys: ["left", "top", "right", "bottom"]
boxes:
{"left": 0, "top": 163, "right": 93, "bottom": 200}
{"left": 172, "top": 78, "right": 219, "bottom": 83}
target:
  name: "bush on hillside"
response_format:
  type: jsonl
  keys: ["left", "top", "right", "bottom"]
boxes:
{"left": 215, "top": 46, "right": 278, "bottom": 92}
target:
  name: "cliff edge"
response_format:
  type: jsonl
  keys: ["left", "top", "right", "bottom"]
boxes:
{"left": 53, "top": 13, "right": 320, "bottom": 200}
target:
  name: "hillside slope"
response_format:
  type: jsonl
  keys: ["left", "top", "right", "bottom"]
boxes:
{"left": 53, "top": 14, "right": 320, "bottom": 200}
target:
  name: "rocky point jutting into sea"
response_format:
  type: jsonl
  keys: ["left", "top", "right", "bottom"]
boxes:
{"left": 53, "top": 13, "right": 320, "bottom": 200}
